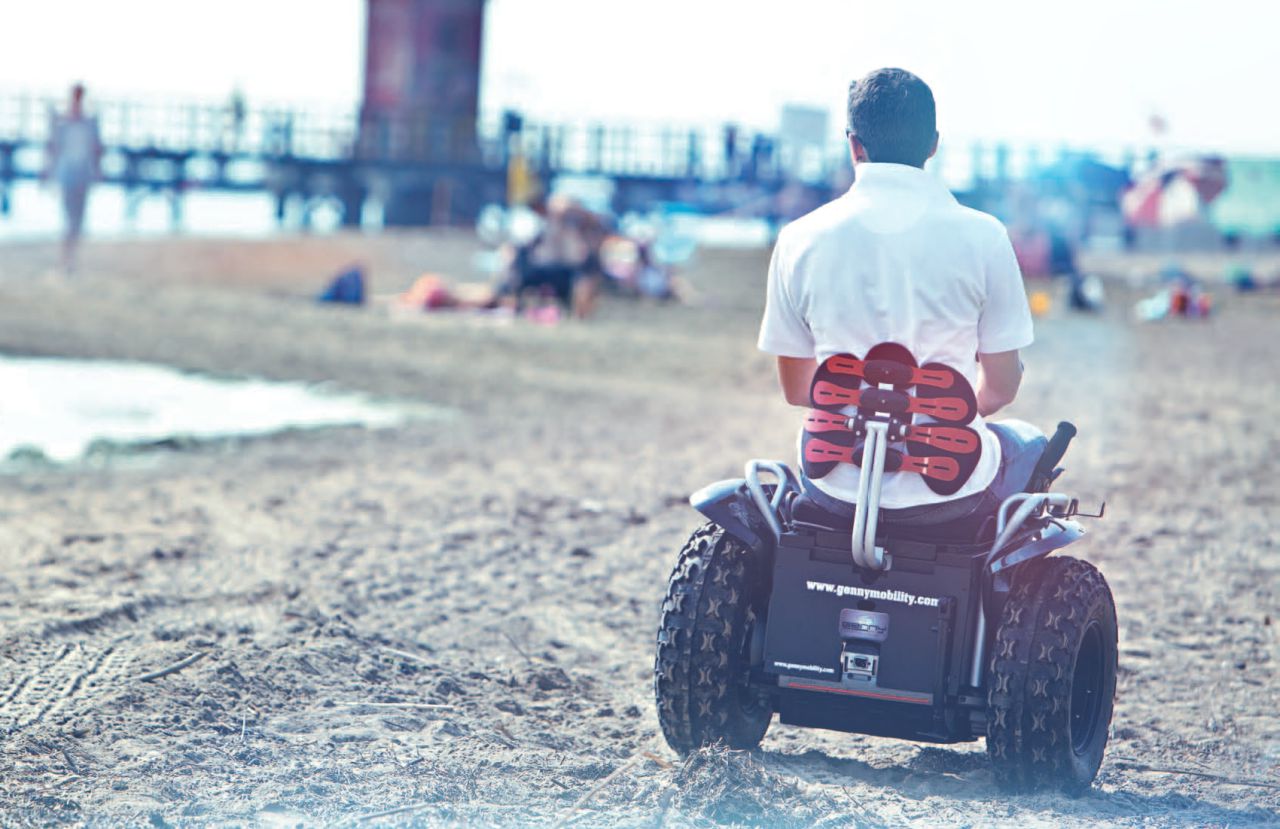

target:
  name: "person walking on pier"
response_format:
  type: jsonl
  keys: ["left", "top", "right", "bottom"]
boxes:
{"left": 45, "top": 83, "right": 102, "bottom": 273}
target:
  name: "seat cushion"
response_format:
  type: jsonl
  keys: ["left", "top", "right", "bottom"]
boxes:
{"left": 791, "top": 492, "right": 855, "bottom": 531}
{"left": 987, "top": 420, "right": 1049, "bottom": 499}
{"left": 791, "top": 490, "right": 997, "bottom": 537}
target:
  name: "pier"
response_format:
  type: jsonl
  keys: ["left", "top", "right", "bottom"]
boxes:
{"left": 0, "top": 92, "right": 839, "bottom": 229}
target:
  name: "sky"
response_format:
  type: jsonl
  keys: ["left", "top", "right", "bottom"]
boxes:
{"left": 1, "top": 0, "right": 1277, "bottom": 154}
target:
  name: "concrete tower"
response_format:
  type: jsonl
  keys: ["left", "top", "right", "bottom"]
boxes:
{"left": 360, "top": 0, "right": 485, "bottom": 162}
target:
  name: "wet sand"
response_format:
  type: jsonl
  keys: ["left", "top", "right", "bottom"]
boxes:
{"left": 0, "top": 233, "right": 1277, "bottom": 827}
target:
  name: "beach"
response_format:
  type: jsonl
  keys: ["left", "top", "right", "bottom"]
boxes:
{"left": 0, "top": 233, "right": 1277, "bottom": 827}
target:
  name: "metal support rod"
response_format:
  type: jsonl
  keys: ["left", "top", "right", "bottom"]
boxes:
{"left": 971, "top": 607, "right": 987, "bottom": 689}
{"left": 862, "top": 421, "right": 890, "bottom": 569}
{"left": 744, "top": 459, "right": 790, "bottom": 543}
{"left": 969, "top": 491, "right": 1074, "bottom": 687}
{"left": 849, "top": 427, "right": 878, "bottom": 568}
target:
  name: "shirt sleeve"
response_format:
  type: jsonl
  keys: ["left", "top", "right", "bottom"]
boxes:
{"left": 977, "top": 226, "right": 1035, "bottom": 354}
{"left": 757, "top": 235, "right": 815, "bottom": 358}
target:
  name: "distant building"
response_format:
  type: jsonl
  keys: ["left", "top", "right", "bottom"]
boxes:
{"left": 360, "top": 0, "right": 485, "bottom": 163}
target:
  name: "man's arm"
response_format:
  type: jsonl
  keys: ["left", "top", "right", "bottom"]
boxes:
{"left": 776, "top": 356, "right": 817, "bottom": 407}
{"left": 975, "top": 224, "right": 1034, "bottom": 417}
{"left": 758, "top": 231, "right": 817, "bottom": 395}
{"left": 976, "top": 350, "right": 1023, "bottom": 416}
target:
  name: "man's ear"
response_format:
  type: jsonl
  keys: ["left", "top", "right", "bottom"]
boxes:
{"left": 927, "top": 131, "right": 939, "bottom": 161}
{"left": 849, "top": 135, "right": 870, "bottom": 164}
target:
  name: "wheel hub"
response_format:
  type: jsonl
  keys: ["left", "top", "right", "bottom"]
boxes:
{"left": 1070, "top": 621, "right": 1105, "bottom": 755}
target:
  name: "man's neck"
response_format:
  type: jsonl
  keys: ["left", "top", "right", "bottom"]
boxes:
{"left": 856, "top": 160, "right": 926, "bottom": 171}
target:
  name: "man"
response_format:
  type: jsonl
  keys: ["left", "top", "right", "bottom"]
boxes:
{"left": 757, "top": 68, "right": 1040, "bottom": 519}
{"left": 46, "top": 83, "right": 102, "bottom": 273}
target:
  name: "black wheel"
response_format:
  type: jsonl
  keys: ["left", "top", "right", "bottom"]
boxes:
{"left": 655, "top": 523, "right": 772, "bottom": 755}
{"left": 986, "top": 555, "right": 1117, "bottom": 795}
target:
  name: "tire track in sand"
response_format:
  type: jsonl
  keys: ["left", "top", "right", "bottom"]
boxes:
{"left": 0, "top": 638, "right": 131, "bottom": 735}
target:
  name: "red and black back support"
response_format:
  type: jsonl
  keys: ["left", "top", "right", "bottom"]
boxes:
{"left": 803, "top": 343, "right": 982, "bottom": 496}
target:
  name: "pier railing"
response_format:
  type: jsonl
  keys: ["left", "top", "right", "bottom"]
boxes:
{"left": 0, "top": 91, "right": 1207, "bottom": 229}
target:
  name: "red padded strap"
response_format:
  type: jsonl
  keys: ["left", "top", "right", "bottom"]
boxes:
{"left": 905, "top": 423, "right": 980, "bottom": 454}
{"left": 897, "top": 454, "right": 960, "bottom": 482}
{"left": 802, "top": 435, "right": 858, "bottom": 466}
{"left": 826, "top": 355, "right": 955, "bottom": 390}
{"left": 802, "top": 436, "right": 962, "bottom": 483}
{"left": 804, "top": 410, "right": 979, "bottom": 455}
{"left": 914, "top": 361, "right": 977, "bottom": 426}
{"left": 803, "top": 410, "right": 852, "bottom": 433}
{"left": 813, "top": 380, "right": 971, "bottom": 423}
{"left": 812, "top": 379, "right": 862, "bottom": 409}
{"left": 906, "top": 395, "right": 972, "bottom": 423}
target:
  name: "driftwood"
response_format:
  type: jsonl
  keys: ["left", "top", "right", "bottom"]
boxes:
{"left": 640, "top": 751, "right": 671, "bottom": 770}
{"left": 61, "top": 748, "right": 83, "bottom": 776}
{"left": 333, "top": 701, "right": 453, "bottom": 710}
{"left": 346, "top": 801, "right": 512, "bottom": 825}
{"left": 557, "top": 755, "right": 645, "bottom": 827}
{"left": 379, "top": 646, "right": 432, "bottom": 666}
{"left": 138, "top": 651, "right": 208, "bottom": 682}
{"left": 1112, "top": 757, "right": 1280, "bottom": 790}
{"left": 353, "top": 801, "right": 436, "bottom": 822}
{"left": 502, "top": 631, "right": 535, "bottom": 667}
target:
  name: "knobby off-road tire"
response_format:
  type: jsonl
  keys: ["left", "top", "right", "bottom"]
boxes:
{"left": 987, "top": 555, "right": 1118, "bottom": 795}
{"left": 655, "top": 523, "right": 772, "bottom": 755}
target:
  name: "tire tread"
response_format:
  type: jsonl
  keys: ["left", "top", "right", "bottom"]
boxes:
{"left": 987, "top": 555, "right": 1117, "bottom": 794}
{"left": 655, "top": 523, "right": 770, "bottom": 754}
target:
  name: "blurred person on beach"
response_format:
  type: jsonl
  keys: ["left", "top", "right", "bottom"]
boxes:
{"left": 1009, "top": 191, "right": 1098, "bottom": 312}
{"left": 45, "top": 83, "right": 102, "bottom": 274}
{"left": 723, "top": 124, "right": 740, "bottom": 179}
{"left": 598, "top": 232, "right": 688, "bottom": 303}
{"left": 759, "top": 68, "right": 1038, "bottom": 515}
{"left": 499, "top": 195, "right": 603, "bottom": 319}
{"left": 226, "top": 86, "right": 247, "bottom": 152}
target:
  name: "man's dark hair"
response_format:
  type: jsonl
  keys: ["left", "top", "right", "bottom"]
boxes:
{"left": 846, "top": 68, "right": 937, "bottom": 167}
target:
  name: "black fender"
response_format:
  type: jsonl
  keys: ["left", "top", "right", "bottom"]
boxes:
{"left": 988, "top": 520, "right": 1085, "bottom": 576}
{"left": 688, "top": 478, "right": 775, "bottom": 552}
{"left": 983, "top": 519, "right": 1086, "bottom": 625}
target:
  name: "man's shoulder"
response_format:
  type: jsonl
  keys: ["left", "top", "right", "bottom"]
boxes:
{"left": 778, "top": 196, "right": 1008, "bottom": 248}
{"left": 940, "top": 202, "right": 1010, "bottom": 243}
{"left": 775, "top": 195, "right": 855, "bottom": 251}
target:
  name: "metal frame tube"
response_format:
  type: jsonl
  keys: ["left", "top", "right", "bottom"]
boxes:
{"left": 861, "top": 422, "right": 890, "bottom": 569}
{"left": 969, "top": 490, "right": 1073, "bottom": 687}
{"left": 849, "top": 430, "right": 878, "bottom": 568}
{"left": 744, "top": 459, "right": 792, "bottom": 542}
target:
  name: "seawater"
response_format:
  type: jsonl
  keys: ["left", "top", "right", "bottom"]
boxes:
{"left": 0, "top": 181, "right": 343, "bottom": 242}
{"left": 0, "top": 179, "right": 775, "bottom": 248}
{"left": 2, "top": 158, "right": 1275, "bottom": 243}
{"left": 0, "top": 354, "right": 425, "bottom": 463}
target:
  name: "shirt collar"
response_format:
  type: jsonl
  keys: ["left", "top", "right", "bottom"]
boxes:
{"left": 848, "top": 162, "right": 952, "bottom": 200}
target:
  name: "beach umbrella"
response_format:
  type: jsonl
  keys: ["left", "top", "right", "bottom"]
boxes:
{"left": 1181, "top": 156, "right": 1228, "bottom": 204}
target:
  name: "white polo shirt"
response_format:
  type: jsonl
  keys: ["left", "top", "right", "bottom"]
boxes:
{"left": 757, "top": 162, "right": 1034, "bottom": 508}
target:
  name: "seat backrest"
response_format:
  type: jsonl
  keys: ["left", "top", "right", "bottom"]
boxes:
{"left": 801, "top": 342, "right": 982, "bottom": 497}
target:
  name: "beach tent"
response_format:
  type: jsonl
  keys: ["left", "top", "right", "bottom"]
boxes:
{"left": 1122, "top": 157, "right": 1228, "bottom": 228}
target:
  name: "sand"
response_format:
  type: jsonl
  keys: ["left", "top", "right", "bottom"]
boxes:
{"left": 0, "top": 232, "right": 1276, "bottom": 827}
